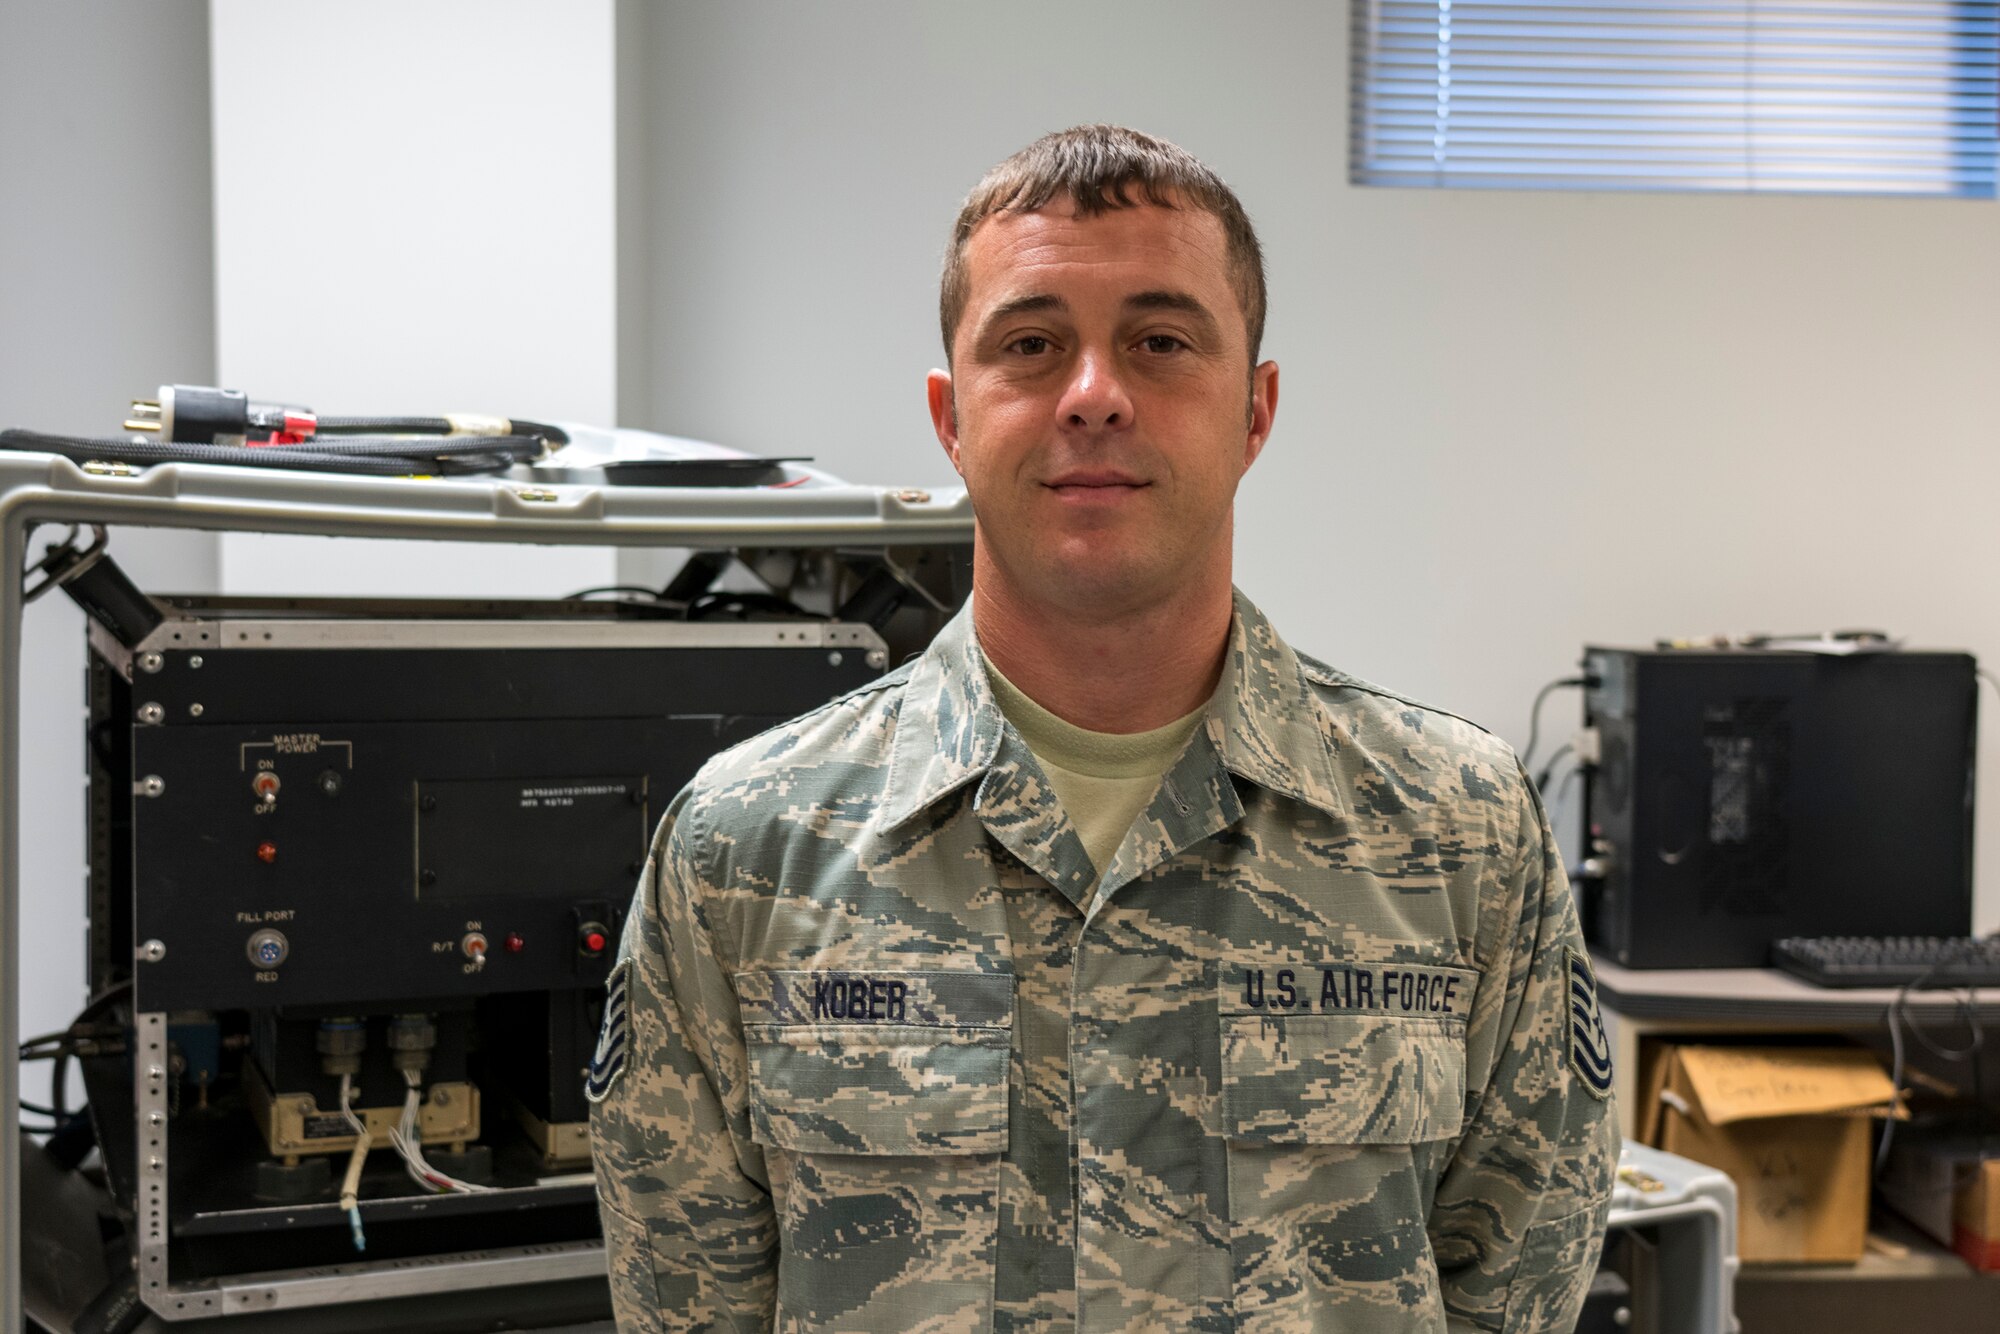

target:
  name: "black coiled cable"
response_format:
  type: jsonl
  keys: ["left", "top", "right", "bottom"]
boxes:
{"left": 316, "top": 416, "right": 570, "bottom": 448}
{"left": 0, "top": 429, "right": 542, "bottom": 478}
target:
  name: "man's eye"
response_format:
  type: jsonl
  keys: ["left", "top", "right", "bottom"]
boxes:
{"left": 1008, "top": 336, "right": 1052, "bottom": 356}
{"left": 1140, "top": 334, "right": 1186, "bottom": 354}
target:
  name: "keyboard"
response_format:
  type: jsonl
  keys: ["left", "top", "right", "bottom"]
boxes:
{"left": 1770, "top": 935, "right": 2000, "bottom": 989}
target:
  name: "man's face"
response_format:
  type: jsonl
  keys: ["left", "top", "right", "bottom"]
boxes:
{"left": 928, "top": 197, "right": 1277, "bottom": 617}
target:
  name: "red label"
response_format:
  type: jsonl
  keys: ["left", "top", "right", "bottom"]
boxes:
{"left": 1952, "top": 1223, "right": 2000, "bottom": 1272}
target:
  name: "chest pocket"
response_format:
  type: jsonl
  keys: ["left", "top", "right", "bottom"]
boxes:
{"left": 1221, "top": 1010, "right": 1466, "bottom": 1145}
{"left": 1218, "top": 969, "right": 1473, "bottom": 1334}
{"left": 738, "top": 968, "right": 1013, "bottom": 1333}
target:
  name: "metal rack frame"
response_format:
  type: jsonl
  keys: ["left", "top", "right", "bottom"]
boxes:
{"left": 0, "top": 449, "right": 974, "bottom": 1334}
{"left": 1608, "top": 1142, "right": 1740, "bottom": 1334}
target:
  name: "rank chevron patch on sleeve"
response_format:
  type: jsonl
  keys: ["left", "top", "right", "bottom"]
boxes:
{"left": 1565, "top": 947, "right": 1614, "bottom": 1100}
{"left": 585, "top": 961, "right": 630, "bottom": 1104}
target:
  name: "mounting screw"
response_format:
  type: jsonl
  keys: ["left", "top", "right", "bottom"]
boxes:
{"left": 419, "top": 794, "right": 437, "bottom": 813}
{"left": 147, "top": 1111, "right": 165, "bottom": 1127}
{"left": 432, "top": 1088, "right": 452, "bottom": 1108}
{"left": 138, "top": 651, "right": 164, "bottom": 674}
{"left": 137, "top": 702, "right": 164, "bottom": 725}
{"left": 828, "top": 651, "right": 844, "bottom": 667}
{"left": 866, "top": 649, "right": 888, "bottom": 670}
{"left": 189, "top": 703, "right": 204, "bottom": 717}
{"left": 135, "top": 775, "right": 165, "bottom": 798}
{"left": 136, "top": 939, "right": 166, "bottom": 963}
{"left": 893, "top": 488, "right": 931, "bottom": 504}
{"left": 188, "top": 655, "right": 203, "bottom": 669}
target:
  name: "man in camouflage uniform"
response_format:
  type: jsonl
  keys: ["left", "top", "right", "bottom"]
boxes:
{"left": 590, "top": 125, "right": 1618, "bottom": 1333}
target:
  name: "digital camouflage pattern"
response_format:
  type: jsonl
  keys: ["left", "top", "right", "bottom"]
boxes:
{"left": 589, "top": 592, "right": 1618, "bottom": 1332}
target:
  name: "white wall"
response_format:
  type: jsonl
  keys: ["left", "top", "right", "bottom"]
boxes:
{"left": 6, "top": 2, "right": 1995, "bottom": 1061}
{"left": 1, "top": 1, "right": 221, "bottom": 1065}
{"left": 209, "top": 0, "right": 621, "bottom": 598}
{"left": 633, "top": 1, "right": 2000, "bottom": 930}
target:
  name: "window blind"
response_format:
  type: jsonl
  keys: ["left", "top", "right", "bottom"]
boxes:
{"left": 1350, "top": 1, "right": 2000, "bottom": 195}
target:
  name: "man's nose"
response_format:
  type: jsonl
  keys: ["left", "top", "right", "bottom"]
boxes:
{"left": 1056, "top": 350, "right": 1134, "bottom": 433}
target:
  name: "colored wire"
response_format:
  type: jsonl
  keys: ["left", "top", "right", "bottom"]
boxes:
{"left": 337, "top": 1074, "right": 371, "bottom": 1252}
{"left": 387, "top": 1069, "right": 490, "bottom": 1194}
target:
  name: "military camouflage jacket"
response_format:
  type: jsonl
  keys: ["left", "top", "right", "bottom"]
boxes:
{"left": 589, "top": 592, "right": 1618, "bottom": 1333}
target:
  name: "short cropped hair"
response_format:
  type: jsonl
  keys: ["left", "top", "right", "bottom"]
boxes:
{"left": 940, "top": 125, "right": 1267, "bottom": 365}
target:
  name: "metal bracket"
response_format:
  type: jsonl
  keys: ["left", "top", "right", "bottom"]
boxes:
{"left": 20, "top": 523, "right": 108, "bottom": 603}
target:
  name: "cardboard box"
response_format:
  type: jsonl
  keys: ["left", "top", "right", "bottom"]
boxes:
{"left": 1955, "top": 1159, "right": 2000, "bottom": 1271}
{"left": 1879, "top": 1132, "right": 2000, "bottom": 1272}
{"left": 1638, "top": 1042, "right": 1899, "bottom": 1264}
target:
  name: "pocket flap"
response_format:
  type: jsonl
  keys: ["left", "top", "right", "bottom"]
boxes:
{"left": 1221, "top": 1012, "right": 1466, "bottom": 1145}
{"left": 739, "top": 969, "right": 1013, "bottom": 1156}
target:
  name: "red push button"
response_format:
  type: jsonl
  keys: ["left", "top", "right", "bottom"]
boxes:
{"left": 504, "top": 932, "right": 526, "bottom": 954}
{"left": 578, "top": 923, "right": 609, "bottom": 957}
{"left": 256, "top": 841, "right": 278, "bottom": 865}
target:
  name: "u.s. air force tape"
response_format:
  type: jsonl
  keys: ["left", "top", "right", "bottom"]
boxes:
{"left": 1566, "top": 947, "right": 1613, "bottom": 1100}
{"left": 584, "top": 961, "right": 630, "bottom": 1104}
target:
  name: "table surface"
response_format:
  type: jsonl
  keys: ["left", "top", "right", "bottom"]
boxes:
{"left": 1591, "top": 954, "right": 2000, "bottom": 1025}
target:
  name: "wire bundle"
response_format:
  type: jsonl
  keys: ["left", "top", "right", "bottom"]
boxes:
{"left": 15, "top": 979, "right": 131, "bottom": 1134}
{"left": 0, "top": 427, "right": 545, "bottom": 478}
{"left": 387, "top": 1069, "right": 490, "bottom": 1195}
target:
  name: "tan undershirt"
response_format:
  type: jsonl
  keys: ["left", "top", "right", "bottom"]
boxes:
{"left": 985, "top": 660, "right": 1207, "bottom": 897}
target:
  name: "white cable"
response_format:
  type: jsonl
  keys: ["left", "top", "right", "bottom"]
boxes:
{"left": 393, "top": 1078, "right": 430, "bottom": 1192}
{"left": 337, "top": 1074, "right": 370, "bottom": 1251}
{"left": 387, "top": 1068, "right": 491, "bottom": 1194}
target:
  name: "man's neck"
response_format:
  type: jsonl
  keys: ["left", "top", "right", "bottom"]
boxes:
{"left": 972, "top": 565, "right": 1234, "bottom": 735}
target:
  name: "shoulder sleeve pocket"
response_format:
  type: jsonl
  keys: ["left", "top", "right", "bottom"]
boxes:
{"left": 600, "top": 1200, "right": 698, "bottom": 1329}
{"left": 1221, "top": 1012, "right": 1466, "bottom": 1145}
{"left": 1501, "top": 1203, "right": 1606, "bottom": 1334}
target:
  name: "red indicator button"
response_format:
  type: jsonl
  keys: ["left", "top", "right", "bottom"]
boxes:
{"left": 256, "top": 841, "right": 278, "bottom": 865}
{"left": 583, "top": 930, "right": 607, "bottom": 953}
{"left": 504, "top": 932, "right": 526, "bottom": 954}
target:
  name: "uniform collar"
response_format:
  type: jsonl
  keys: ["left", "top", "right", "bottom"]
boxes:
{"left": 879, "top": 605, "right": 1006, "bottom": 829}
{"left": 1204, "top": 590, "right": 1348, "bottom": 821}
{"left": 880, "top": 590, "right": 1346, "bottom": 830}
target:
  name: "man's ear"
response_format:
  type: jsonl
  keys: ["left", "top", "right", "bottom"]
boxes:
{"left": 1242, "top": 360, "right": 1279, "bottom": 473}
{"left": 927, "top": 369, "right": 963, "bottom": 474}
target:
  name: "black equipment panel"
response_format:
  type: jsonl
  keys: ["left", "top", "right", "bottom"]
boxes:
{"left": 1580, "top": 647, "right": 1976, "bottom": 969}
{"left": 118, "top": 638, "right": 879, "bottom": 1010}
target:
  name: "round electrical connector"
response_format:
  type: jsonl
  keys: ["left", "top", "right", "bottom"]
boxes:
{"left": 246, "top": 928, "right": 289, "bottom": 969}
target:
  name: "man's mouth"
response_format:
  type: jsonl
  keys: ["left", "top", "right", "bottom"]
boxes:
{"left": 1044, "top": 470, "right": 1148, "bottom": 494}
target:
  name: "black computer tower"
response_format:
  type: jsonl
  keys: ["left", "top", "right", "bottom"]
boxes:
{"left": 1579, "top": 647, "right": 1976, "bottom": 969}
